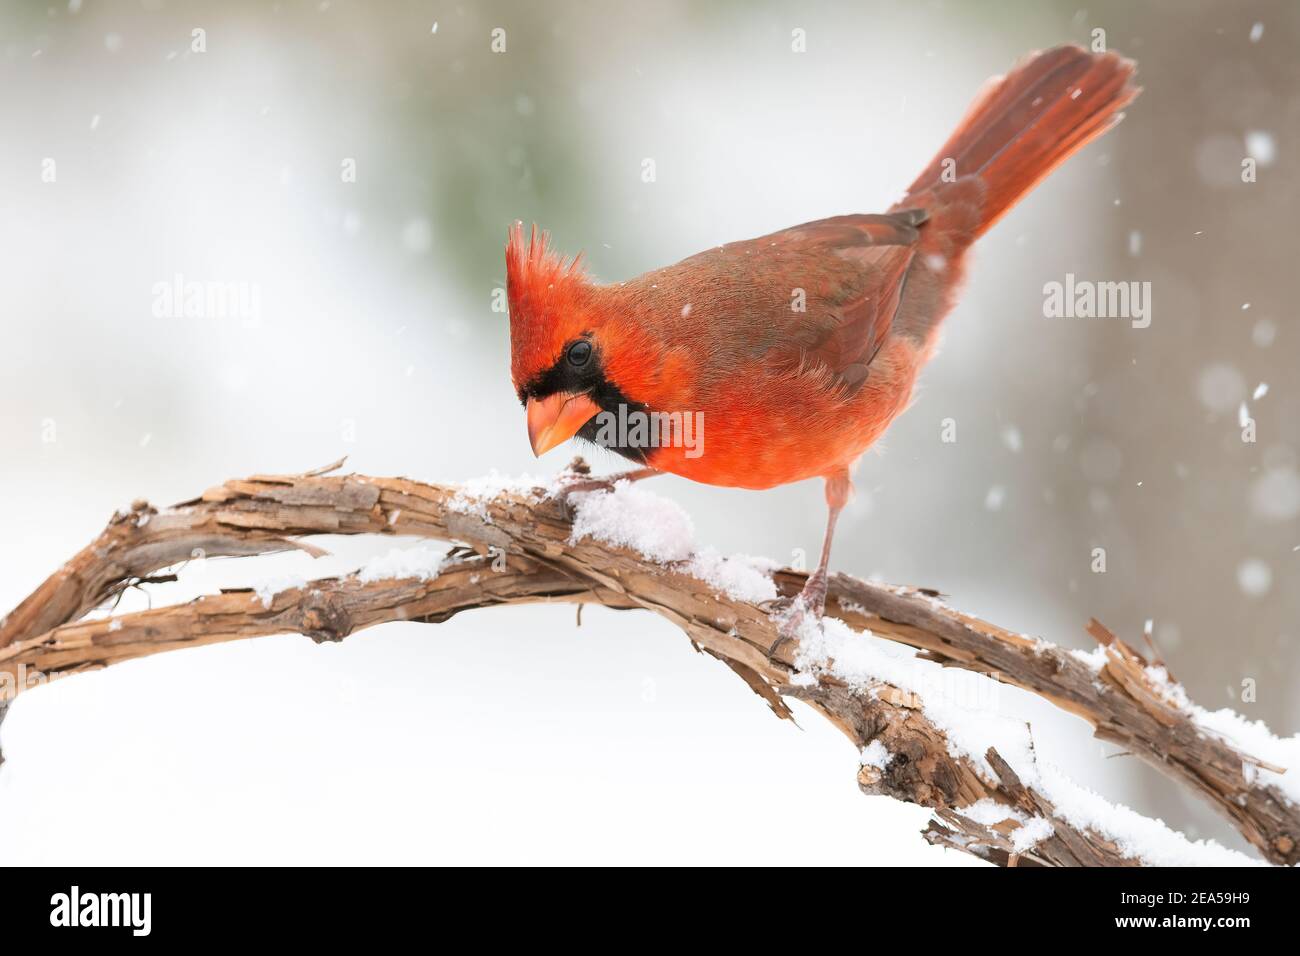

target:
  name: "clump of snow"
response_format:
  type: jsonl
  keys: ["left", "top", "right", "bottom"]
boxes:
{"left": 860, "top": 739, "right": 890, "bottom": 770}
{"left": 570, "top": 481, "right": 694, "bottom": 562}
{"left": 957, "top": 800, "right": 1055, "bottom": 854}
{"left": 686, "top": 548, "right": 779, "bottom": 603}
{"left": 959, "top": 797, "right": 1022, "bottom": 827}
{"left": 1138, "top": 665, "right": 1300, "bottom": 807}
{"left": 251, "top": 572, "right": 308, "bottom": 608}
{"left": 568, "top": 482, "right": 778, "bottom": 602}
{"left": 794, "top": 616, "right": 1030, "bottom": 779}
{"left": 1010, "top": 816, "right": 1055, "bottom": 853}
{"left": 1192, "top": 707, "right": 1300, "bottom": 807}
{"left": 358, "top": 544, "right": 446, "bottom": 583}
{"left": 448, "top": 470, "right": 547, "bottom": 520}
{"left": 957, "top": 764, "right": 1258, "bottom": 864}
{"left": 1038, "top": 766, "right": 1264, "bottom": 866}
{"left": 1143, "top": 665, "right": 1191, "bottom": 708}
{"left": 1069, "top": 645, "right": 1110, "bottom": 673}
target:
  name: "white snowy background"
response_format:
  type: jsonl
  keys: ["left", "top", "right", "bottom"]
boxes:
{"left": 1, "top": 0, "right": 1296, "bottom": 864}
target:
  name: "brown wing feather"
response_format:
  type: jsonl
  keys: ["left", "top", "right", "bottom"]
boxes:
{"left": 620, "top": 210, "right": 923, "bottom": 393}
{"left": 764, "top": 212, "right": 922, "bottom": 390}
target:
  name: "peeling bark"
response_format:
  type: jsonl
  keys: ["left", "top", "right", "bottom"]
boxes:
{"left": 1, "top": 460, "right": 1293, "bottom": 865}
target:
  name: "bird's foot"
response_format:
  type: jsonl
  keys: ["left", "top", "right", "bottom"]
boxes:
{"left": 554, "top": 475, "right": 618, "bottom": 497}
{"left": 766, "top": 569, "right": 829, "bottom": 661}
{"left": 552, "top": 465, "right": 660, "bottom": 500}
{"left": 766, "top": 610, "right": 802, "bottom": 662}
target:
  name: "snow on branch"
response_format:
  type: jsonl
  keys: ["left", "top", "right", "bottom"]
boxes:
{"left": 0, "top": 459, "right": 1294, "bottom": 866}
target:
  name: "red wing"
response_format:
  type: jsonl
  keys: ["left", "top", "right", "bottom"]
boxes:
{"left": 766, "top": 212, "right": 923, "bottom": 390}
{"left": 638, "top": 210, "right": 924, "bottom": 393}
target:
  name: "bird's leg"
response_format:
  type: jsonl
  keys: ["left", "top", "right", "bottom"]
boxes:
{"left": 768, "top": 469, "right": 852, "bottom": 660}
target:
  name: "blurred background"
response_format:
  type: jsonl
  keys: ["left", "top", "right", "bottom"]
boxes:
{"left": 0, "top": 0, "right": 1295, "bottom": 864}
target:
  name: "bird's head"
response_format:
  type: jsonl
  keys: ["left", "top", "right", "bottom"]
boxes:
{"left": 507, "top": 221, "right": 649, "bottom": 457}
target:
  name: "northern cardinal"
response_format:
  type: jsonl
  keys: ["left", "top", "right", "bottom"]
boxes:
{"left": 507, "top": 45, "right": 1139, "bottom": 647}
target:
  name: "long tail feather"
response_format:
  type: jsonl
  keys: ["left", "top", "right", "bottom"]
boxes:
{"left": 901, "top": 45, "right": 1140, "bottom": 239}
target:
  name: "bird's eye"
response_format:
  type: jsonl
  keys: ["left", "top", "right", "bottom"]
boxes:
{"left": 566, "top": 340, "right": 592, "bottom": 367}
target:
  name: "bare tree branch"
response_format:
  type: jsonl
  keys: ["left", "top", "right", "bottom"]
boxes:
{"left": 1, "top": 461, "right": 1293, "bottom": 865}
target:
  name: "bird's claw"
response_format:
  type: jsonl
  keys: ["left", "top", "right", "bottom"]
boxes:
{"left": 553, "top": 475, "right": 618, "bottom": 498}
{"left": 551, "top": 467, "right": 661, "bottom": 509}
{"left": 551, "top": 475, "right": 619, "bottom": 522}
{"left": 766, "top": 598, "right": 810, "bottom": 662}
{"left": 766, "top": 631, "right": 796, "bottom": 662}
{"left": 765, "top": 570, "right": 830, "bottom": 662}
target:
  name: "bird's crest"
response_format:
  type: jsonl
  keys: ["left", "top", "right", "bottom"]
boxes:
{"left": 505, "top": 221, "right": 591, "bottom": 392}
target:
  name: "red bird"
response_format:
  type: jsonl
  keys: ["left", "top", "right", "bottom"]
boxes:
{"left": 507, "top": 45, "right": 1139, "bottom": 646}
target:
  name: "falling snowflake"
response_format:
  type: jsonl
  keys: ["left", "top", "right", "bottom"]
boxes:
{"left": 1237, "top": 559, "right": 1272, "bottom": 598}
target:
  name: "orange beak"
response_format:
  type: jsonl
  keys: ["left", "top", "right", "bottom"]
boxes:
{"left": 526, "top": 392, "right": 601, "bottom": 456}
